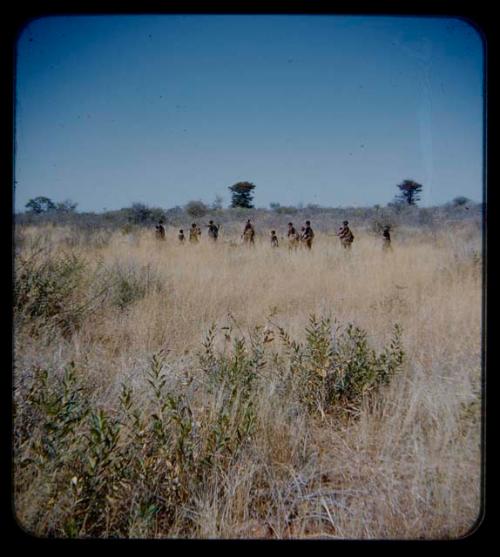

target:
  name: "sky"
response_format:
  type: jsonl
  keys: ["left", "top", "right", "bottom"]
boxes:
{"left": 14, "top": 15, "right": 484, "bottom": 212}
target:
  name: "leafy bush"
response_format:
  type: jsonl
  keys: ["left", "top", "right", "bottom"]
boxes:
{"left": 14, "top": 317, "right": 404, "bottom": 537}
{"left": 276, "top": 315, "right": 404, "bottom": 417}
{"left": 13, "top": 362, "right": 91, "bottom": 535}
{"left": 106, "top": 262, "right": 164, "bottom": 310}
{"left": 14, "top": 349, "right": 256, "bottom": 537}
{"left": 14, "top": 248, "right": 87, "bottom": 337}
{"left": 185, "top": 200, "right": 209, "bottom": 219}
{"left": 125, "top": 203, "right": 165, "bottom": 225}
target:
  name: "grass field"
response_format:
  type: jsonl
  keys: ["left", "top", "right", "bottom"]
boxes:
{"left": 13, "top": 221, "right": 483, "bottom": 539}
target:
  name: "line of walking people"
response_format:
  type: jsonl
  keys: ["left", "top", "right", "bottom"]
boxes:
{"left": 237, "top": 218, "right": 358, "bottom": 250}
{"left": 155, "top": 218, "right": 391, "bottom": 250}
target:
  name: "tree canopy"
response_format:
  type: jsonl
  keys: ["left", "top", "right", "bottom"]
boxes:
{"left": 228, "top": 182, "right": 256, "bottom": 209}
{"left": 185, "top": 200, "right": 209, "bottom": 218}
{"left": 452, "top": 196, "right": 472, "bottom": 207}
{"left": 25, "top": 196, "right": 79, "bottom": 214}
{"left": 25, "top": 196, "right": 57, "bottom": 214}
{"left": 126, "top": 203, "right": 165, "bottom": 224}
{"left": 395, "top": 179, "right": 423, "bottom": 206}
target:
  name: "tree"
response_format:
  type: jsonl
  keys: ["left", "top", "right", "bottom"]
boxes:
{"left": 228, "top": 181, "right": 256, "bottom": 209}
{"left": 55, "top": 199, "right": 78, "bottom": 213}
{"left": 126, "top": 203, "right": 165, "bottom": 224}
{"left": 452, "top": 196, "right": 471, "bottom": 207}
{"left": 185, "top": 200, "right": 209, "bottom": 218}
{"left": 127, "top": 203, "right": 151, "bottom": 223}
{"left": 25, "top": 196, "right": 56, "bottom": 214}
{"left": 395, "top": 179, "right": 423, "bottom": 206}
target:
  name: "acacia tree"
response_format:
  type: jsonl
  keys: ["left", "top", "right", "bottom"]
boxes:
{"left": 228, "top": 182, "right": 256, "bottom": 208}
{"left": 395, "top": 179, "right": 423, "bottom": 206}
{"left": 25, "top": 196, "right": 57, "bottom": 214}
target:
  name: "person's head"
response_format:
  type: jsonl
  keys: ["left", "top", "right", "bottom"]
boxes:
{"left": 191, "top": 223, "right": 196, "bottom": 228}
{"left": 179, "top": 229, "right": 183, "bottom": 233}
{"left": 247, "top": 219, "right": 251, "bottom": 224}
{"left": 209, "top": 220, "right": 214, "bottom": 225}
{"left": 271, "top": 230, "right": 276, "bottom": 235}
{"left": 343, "top": 220, "right": 348, "bottom": 226}
{"left": 288, "top": 222, "right": 293, "bottom": 227}
{"left": 306, "top": 220, "right": 310, "bottom": 226}
{"left": 159, "top": 219, "right": 164, "bottom": 225}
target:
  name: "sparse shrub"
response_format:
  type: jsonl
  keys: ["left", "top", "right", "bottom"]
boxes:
{"left": 185, "top": 200, "right": 209, "bottom": 219}
{"left": 418, "top": 207, "right": 435, "bottom": 227}
{"left": 14, "top": 248, "right": 87, "bottom": 337}
{"left": 70, "top": 228, "right": 112, "bottom": 249}
{"left": 270, "top": 202, "right": 299, "bottom": 214}
{"left": 125, "top": 203, "right": 165, "bottom": 225}
{"left": 113, "top": 273, "right": 146, "bottom": 310}
{"left": 120, "top": 223, "right": 135, "bottom": 235}
{"left": 106, "top": 262, "right": 164, "bottom": 310}
{"left": 55, "top": 199, "right": 78, "bottom": 213}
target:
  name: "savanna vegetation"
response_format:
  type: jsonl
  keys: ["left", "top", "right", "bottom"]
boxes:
{"left": 13, "top": 205, "right": 482, "bottom": 539}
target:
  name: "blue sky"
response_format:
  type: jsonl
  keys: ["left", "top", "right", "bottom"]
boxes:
{"left": 14, "top": 15, "right": 484, "bottom": 212}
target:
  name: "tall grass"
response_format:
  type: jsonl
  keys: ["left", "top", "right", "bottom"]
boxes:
{"left": 13, "top": 223, "right": 482, "bottom": 538}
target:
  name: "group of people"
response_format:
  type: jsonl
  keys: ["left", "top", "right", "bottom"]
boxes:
{"left": 284, "top": 221, "right": 315, "bottom": 250}
{"left": 155, "top": 218, "right": 392, "bottom": 250}
{"left": 156, "top": 220, "right": 220, "bottom": 243}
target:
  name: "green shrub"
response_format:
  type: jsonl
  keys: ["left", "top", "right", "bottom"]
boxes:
{"left": 198, "top": 326, "right": 261, "bottom": 465}
{"left": 13, "top": 316, "right": 404, "bottom": 537}
{"left": 106, "top": 262, "right": 164, "bottom": 310}
{"left": 14, "top": 248, "right": 87, "bottom": 337}
{"left": 276, "top": 315, "right": 404, "bottom": 417}
{"left": 13, "top": 362, "right": 91, "bottom": 535}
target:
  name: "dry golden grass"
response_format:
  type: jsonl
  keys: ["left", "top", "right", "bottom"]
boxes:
{"left": 14, "top": 222, "right": 482, "bottom": 539}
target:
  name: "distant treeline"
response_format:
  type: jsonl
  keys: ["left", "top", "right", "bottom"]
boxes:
{"left": 15, "top": 200, "right": 483, "bottom": 235}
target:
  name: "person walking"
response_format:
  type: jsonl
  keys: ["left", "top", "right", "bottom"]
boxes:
{"left": 287, "top": 222, "right": 300, "bottom": 250}
{"left": 270, "top": 230, "right": 279, "bottom": 247}
{"left": 382, "top": 225, "right": 392, "bottom": 251}
{"left": 189, "top": 223, "right": 201, "bottom": 243}
{"left": 337, "top": 220, "right": 354, "bottom": 249}
{"left": 207, "top": 220, "right": 220, "bottom": 242}
{"left": 155, "top": 220, "right": 166, "bottom": 240}
{"left": 242, "top": 219, "right": 256, "bottom": 245}
{"left": 302, "top": 220, "right": 315, "bottom": 250}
